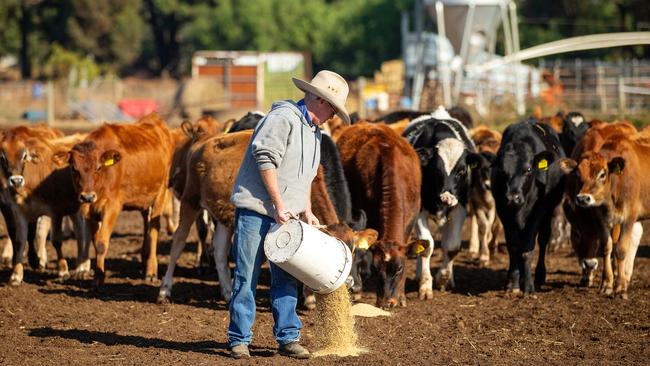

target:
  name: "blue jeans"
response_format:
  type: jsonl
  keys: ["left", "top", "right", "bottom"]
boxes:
{"left": 227, "top": 208, "right": 302, "bottom": 347}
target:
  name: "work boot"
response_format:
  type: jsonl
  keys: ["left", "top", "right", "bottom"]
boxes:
{"left": 230, "top": 344, "right": 250, "bottom": 359}
{"left": 279, "top": 342, "right": 310, "bottom": 359}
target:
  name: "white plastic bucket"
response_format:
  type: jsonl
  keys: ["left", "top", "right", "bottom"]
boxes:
{"left": 264, "top": 219, "right": 352, "bottom": 294}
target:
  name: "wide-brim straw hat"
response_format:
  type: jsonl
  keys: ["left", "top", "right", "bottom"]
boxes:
{"left": 292, "top": 70, "right": 350, "bottom": 124}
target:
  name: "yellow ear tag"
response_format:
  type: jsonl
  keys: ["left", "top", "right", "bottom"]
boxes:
{"left": 416, "top": 244, "right": 425, "bottom": 254}
{"left": 470, "top": 162, "right": 478, "bottom": 169}
{"left": 357, "top": 238, "right": 369, "bottom": 250}
{"left": 104, "top": 158, "right": 115, "bottom": 167}
{"left": 613, "top": 164, "right": 622, "bottom": 175}
{"left": 537, "top": 159, "right": 548, "bottom": 171}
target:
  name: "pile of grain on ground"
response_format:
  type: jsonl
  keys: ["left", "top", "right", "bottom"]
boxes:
{"left": 312, "top": 285, "right": 366, "bottom": 357}
{"left": 350, "top": 303, "right": 391, "bottom": 318}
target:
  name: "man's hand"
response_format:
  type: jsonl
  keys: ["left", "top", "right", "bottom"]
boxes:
{"left": 303, "top": 210, "right": 320, "bottom": 226}
{"left": 274, "top": 202, "right": 296, "bottom": 225}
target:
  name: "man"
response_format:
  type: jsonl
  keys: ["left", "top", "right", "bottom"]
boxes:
{"left": 228, "top": 70, "right": 350, "bottom": 359}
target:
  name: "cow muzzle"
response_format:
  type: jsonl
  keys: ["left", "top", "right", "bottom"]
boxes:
{"left": 576, "top": 193, "right": 595, "bottom": 207}
{"left": 506, "top": 193, "right": 524, "bottom": 206}
{"left": 581, "top": 258, "right": 598, "bottom": 270}
{"left": 9, "top": 175, "right": 24, "bottom": 188}
{"left": 439, "top": 191, "right": 458, "bottom": 207}
{"left": 79, "top": 192, "right": 97, "bottom": 203}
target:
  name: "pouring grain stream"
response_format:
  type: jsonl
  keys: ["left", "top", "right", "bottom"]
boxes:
{"left": 312, "top": 285, "right": 367, "bottom": 357}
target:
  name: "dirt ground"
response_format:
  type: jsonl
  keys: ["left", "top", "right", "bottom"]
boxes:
{"left": 0, "top": 211, "right": 648, "bottom": 365}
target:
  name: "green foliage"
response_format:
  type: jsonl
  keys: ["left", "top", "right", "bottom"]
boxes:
{"left": 0, "top": 0, "right": 647, "bottom": 79}
{"left": 43, "top": 43, "right": 100, "bottom": 82}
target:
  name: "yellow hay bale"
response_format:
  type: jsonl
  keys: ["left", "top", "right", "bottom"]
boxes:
{"left": 312, "top": 286, "right": 367, "bottom": 357}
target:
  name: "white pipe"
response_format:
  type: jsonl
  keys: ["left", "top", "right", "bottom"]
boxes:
{"left": 467, "top": 32, "right": 650, "bottom": 73}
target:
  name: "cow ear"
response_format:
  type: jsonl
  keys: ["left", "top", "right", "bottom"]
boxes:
{"left": 414, "top": 147, "right": 434, "bottom": 165}
{"left": 558, "top": 158, "right": 577, "bottom": 175}
{"left": 181, "top": 120, "right": 195, "bottom": 138}
{"left": 353, "top": 229, "right": 378, "bottom": 250}
{"left": 52, "top": 151, "right": 70, "bottom": 168}
{"left": 407, "top": 239, "right": 430, "bottom": 257}
{"left": 101, "top": 150, "right": 121, "bottom": 168}
{"left": 608, "top": 157, "right": 625, "bottom": 176}
{"left": 533, "top": 151, "right": 554, "bottom": 172}
{"left": 222, "top": 118, "right": 236, "bottom": 133}
{"left": 465, "top": 153, "right": 482, "bottom": 170}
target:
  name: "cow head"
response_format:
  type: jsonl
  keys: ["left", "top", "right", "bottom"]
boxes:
{"left": 493, "top": 140, "right": 557, "bottom": 208}
{"left": 68, "top": 141, "right": 122, "bottom": 204}
{"left": 471, "top": 151, "right": 496, "bottom": 191}
{"left": 562, "top": 151, "right": 624, "bottom": 208}
{"left": 0, "top": 137, "right": 49, "bottom": 192}
{"left": 370, "top": 239, "right": 430, "bottom": 309}
{"left": 417, "top": 138, "right": 480, "bottom": 223}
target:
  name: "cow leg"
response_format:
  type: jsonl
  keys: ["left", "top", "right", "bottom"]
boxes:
{"left": 158, "top": 201, "right": 200, "bottom": 303}
{"left": 1, "top": 237, "right": 12, "bottom": 267}
{"left": 93, "top": 207, "right": 120, "bottom": 290}
{"left": 623, "top": 222, "right": 642, "bottom": 284}
{"left": 213, "top": 220, "right": 233, "bottom": 303}
{"left": 9, "top": 210, "right": 29, "bottom": 286}
{"left": 414, "top": 210, "right": 435, "bottom": 300}
{"left": 504, "top": 227, "right": 521, "bottom": 293}
{"left": 162, "top": 190, "right": 178, "bottom": 236}
{"left": 468, "top": 209, "right": 479, "bottom": 256}
{"left": 26, "top": 221, "right": 39, "bottom": 270}
{"left": 49, "top": 216, "right": 69, "bottom": 279}
{"left": 195, "top": 210, "right": 212, "bottom": 273}
{"left": 477, "top": 208, "right": 491, "bottom": 267}
{"left": 600, "top": 235, "right": 614, "bottom": 295}
{"left": 614, "top": 221, "right": 636, "bottom": 299}
{"left": 534, "top": 216, "right": 553, "bottom": 291}
{"left": 142, "top": 206, "right": 162, "bottom": 282}
{"left": 72, "top": 212, "right": 91, "bottom": 278}
{"left": 0, "top": 201, "right": 16, "bottom": 266}
{"left": 34, "top": 216, "right": 51, "bottom": 271}
{"left": 435, "top": 205, "right": 466, "bottom": 291}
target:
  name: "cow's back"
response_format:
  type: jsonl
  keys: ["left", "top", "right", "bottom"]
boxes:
{"left": 189, "top": 131, "right": 252, "bottom": 225}
{"left": 85, "top": 116, "right": 174, "bottom": 206}
{"left": 337, "top": 123, "right": 421, "bottom": 242}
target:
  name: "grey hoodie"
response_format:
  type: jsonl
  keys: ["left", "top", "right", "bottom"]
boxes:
{"left": 231, "top": 100, "right": 322, "bottom": 218}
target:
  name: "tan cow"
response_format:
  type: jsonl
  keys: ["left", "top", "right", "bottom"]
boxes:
{"left": 467, "top": 125, "right": 502, "bottom": 267}
{"left": 68, "top": 113, "right": 174, "bottom": 288}
{"left": 0, "top": 128, "right": 88, "bottom": 285}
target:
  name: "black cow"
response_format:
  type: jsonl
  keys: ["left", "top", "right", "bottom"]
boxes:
{"left": 491, "top": 118, "right": 569, "bottom": 294}
{"left": 402, "top": 110, "right": 480, "bottom": 297}
{"left": 227, "top": 111, "right": 265, "bottom": 133}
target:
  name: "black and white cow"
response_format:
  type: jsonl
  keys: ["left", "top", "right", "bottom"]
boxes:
{"left": 491, "top": 118, "right": 569, "bottom": 294}
{"left": 403, "top": 108, "right": 480, "bottom": 298}
{"left": 559, "top": 111, "right": 588, "bottom": 158}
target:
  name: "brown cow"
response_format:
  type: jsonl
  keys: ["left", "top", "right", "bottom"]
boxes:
{"left": 337, "top": 122, "right": 422, "bottom": 308}
{"left": 68, "top": 113, "right": 174, "bottom": 288}
{"left": 0, "top": 128, "right": 88, "bottom": 285}
{"left": 561, "top": 121, "right": 643, "bottom": 297}
{"left": 467, "top": 125, "right": 502, "bottom": 267}
{"left": 167, "top": 116, "right": 223, "bottom": 270}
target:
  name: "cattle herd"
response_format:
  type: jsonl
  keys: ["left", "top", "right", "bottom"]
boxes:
{"left": 0, "top": 105, "right": 646, "bottom": 314}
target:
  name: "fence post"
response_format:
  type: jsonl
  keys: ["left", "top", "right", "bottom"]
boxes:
{"left": 46, "top": 80, "right": 54, "bottom": 126}
{"left": 596, "top": 62, "right": 607, "bottom": 113}
{"left": 618, "top": 76, "right": 626, "bottom": 117}
{"left": 575, "top": 58, "right": 582, "bottom": 108}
